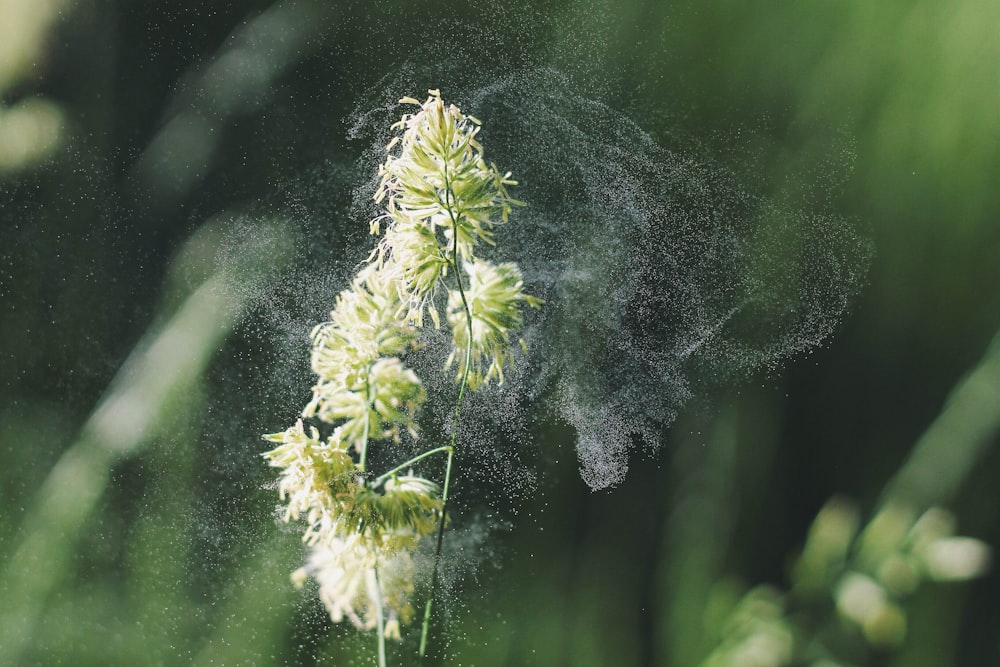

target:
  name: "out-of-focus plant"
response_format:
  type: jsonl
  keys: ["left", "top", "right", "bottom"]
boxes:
{"left": 689, "top": 320, "right": 1000, "bottom": 667}
{"left": 0, "top": 0, "right": 70, "bottom": 173}
{"left": 262, "top": 90, "right": 539, "bottom": 665}
{"left": 0, "top": 215, "right": 293, "bottom": 666}
{"left": 700, "top": 498, "right": 990, "bottom": 667}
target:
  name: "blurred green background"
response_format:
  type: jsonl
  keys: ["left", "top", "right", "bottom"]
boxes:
{"left": 1, "top": 0, "right": 999, "bottom": 665}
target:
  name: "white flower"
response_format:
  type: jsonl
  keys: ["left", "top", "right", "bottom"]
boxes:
{"left": 380, "top": 473, "right": 442, "bottom": 536}
{"left": 304, "top": 264, "right": 424, "bottom": 446}
{"left": 375, "top": 89, "right": 521, "bottom": 264}
{"left": 834, "top": 572, "right": 907, "bottom": 647}
{"left": 304, "top": 533, "right": 417, "bottom": 637}
{"left": 907, "top": 507, "right": 991, "bottom": 581}
{"left": 917, "top": 537, "right": 991, "bottom": 581}
{"left": 262, "top": 89, "right": 538, "bottom": 647}
{"left": 306, "top": 265, "right": 414, "bottom": 392}
{"left": 374, "top": 221, "right": 448, "bottom": 324}
{"left": 446, "top": 259, "right": 541, "bottom": 388}
{"left": 262, "top": 421, "right": 359, "bottom": 544}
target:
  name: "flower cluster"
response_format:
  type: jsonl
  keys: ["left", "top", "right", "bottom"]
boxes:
{"left": 447, "top": 259, "right": 541, "bottom": 388}
{"left": 826, "top": 502, "right": 991, "bottom": 648}
{"left": 701, "top": 498, "right": 990, "bottom": 666}
{"left": 263, "top": 90, "right": 538, "bottom": 642}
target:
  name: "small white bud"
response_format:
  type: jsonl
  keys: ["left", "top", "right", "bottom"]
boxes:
{"left": 920, "top": 537, "right": 991, "bottom": 581}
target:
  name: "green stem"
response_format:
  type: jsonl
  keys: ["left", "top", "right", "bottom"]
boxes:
{"left": 419, "top": 446, "right": 454, "bottom": 659}
{"left": 419, "top": 165, "right": 475, "bottom": 661}
{"left": 358, "top": 366, "right": 383, "bottom": 667}
{"left": 373, "top": 446, "right": 453, "bottom": 487}
{"left": 359, "top": 361, "right": 375, "bottom": 472}
{"left": 374, "top": 567, "right": 387, "bottom": 667}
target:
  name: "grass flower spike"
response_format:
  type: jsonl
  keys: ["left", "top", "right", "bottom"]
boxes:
{"left": 263, "top": 89, "right": 538, "bottom": 664}
{"left": 262, "top": 421, "right": 359, "bottom": 544}
{"left": 446, "top": 259, "right": 541, "bottom": 388}
{"left": 299, "top": 534, "right": 417, "bottom": 637}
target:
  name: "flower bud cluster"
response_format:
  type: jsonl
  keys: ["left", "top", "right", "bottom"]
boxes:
{"left": 294, "top": 533, "right": 418, "bottom": 638}
{"left": 303, "top": 263, "right": 424, "bottom": 441}
{"left": 829, "top": 502, "right": 990, "bottom": 648}
{"left": 447, "top": 259, "right": 542, "bottom": 388}
{"left": 263, "top": 90, "right": 537, "bottom": 640}
{"left": 703, "top": 498, "right": 990, "bottom": 665}
{"left": 374, "top": 89, "right": 540, "bottom": 381}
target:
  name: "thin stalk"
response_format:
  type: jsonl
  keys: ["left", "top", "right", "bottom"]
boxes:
{"left": 359, "top": 413, "right": 371, "bottom": 472}
{"left": 359, "top": 361, "right": 375, "bottom": 472}
{"left": 373, "top": 446, "right": 453, "bottom": 487}
{"left": 419, "top": 166, "right": 474, "bottom": 660}
{"left": 359, "top": 365, "right": 382, "bottom": 666}
{"left": 418, "top": 446, "right": 455, "bottom": 658}
{"left": 374, "top": 567, "right": 387, "bottom": 667}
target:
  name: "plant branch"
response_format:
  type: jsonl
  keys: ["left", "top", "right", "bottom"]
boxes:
{"left": 359, "top": 361, "right": 374, "bottom": 472}
{"left": 419, "top": 164, "right": 474, "bottom": 660}
{"left": 373, "top": 446, "right": 453, "bottom": 487}
{"left": 374, "top": 566, "right": 387, "bottom": 667}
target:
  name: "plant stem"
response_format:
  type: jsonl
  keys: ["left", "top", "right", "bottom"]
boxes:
{"left": 419, "top": 167, "right": 474, "bottom": 660}
{"left": 359, "top": 361, "right": 375, "bottom": 472}
{"left": 374, "top": 566, "right": 387, "bottom": 667}
{"left": 373, "top": 446, "right": 453, "bottom": 487}
{"left": 418, "top": 446, "right": 455, "bottom": 659}
{"left": 360, "top": 366, "right": 383, "bottom": 667}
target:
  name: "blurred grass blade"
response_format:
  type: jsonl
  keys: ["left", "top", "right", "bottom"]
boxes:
{"left": 0, "top": 0, "right": 73, "bottom": 94}
{"left": 131, "top": 0, "right": 330, "bottom": 209}
{"left": 883, "top": 327, "right": 1000, "bottom": 509}
{"left": 0, "top": 218, "right": 291, "bottom": 664}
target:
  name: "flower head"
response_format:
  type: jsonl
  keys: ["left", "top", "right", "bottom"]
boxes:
{"left": 447, "top": 259, "right": 542, "bottom": 388}
{"left": 303, "top": 533, "right": 417, "bottom": 637}
{"left": 335, "top": 475, "right": 442, "bottom": 539}
{"left": 375, "top": 89, "right": 522, "bottom": 267}
{"left": 262, "top": 421, "right": 360, "bottom": 544}
{"left": 304, "top": 264, "right": 425, "bottom": 446}
{"left": 263, "top": 89, "right": 537, "bottom": 647}
{"left": 375, "top": 221, "right": 448, "bottom": 324}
